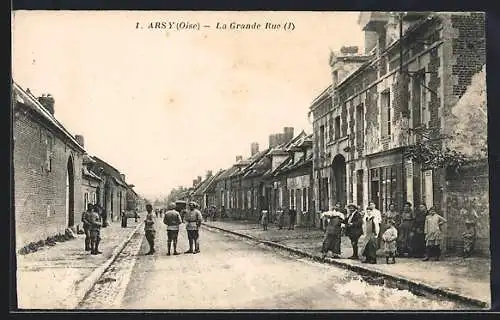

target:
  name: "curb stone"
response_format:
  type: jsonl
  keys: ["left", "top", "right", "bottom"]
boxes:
{"left": 73, "top": 221, "right": 143, "bottom": 309}
{"left": 202, "top": 223, "right": 489, "bottom": 309}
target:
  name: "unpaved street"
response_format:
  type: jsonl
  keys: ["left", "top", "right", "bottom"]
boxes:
{"left": 80, "top": 224, "right": 466, "bottom": 310}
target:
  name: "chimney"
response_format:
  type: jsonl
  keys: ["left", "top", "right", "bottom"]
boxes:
{"left": 121, "top": 174, "right": 126, "bottom": 182}
{"left": 197, "top": 176, "right": 202, "bottom": 184}
{"left": 193, "top": 179, "right": 198, "bottom": 187}
{"left": 236, "top": 155, "right": 243, "bottom": 162}
{"left": 269, "top": 134, "right": 276, "bottom": 149}
{"left": 340, "top": 46, "right": 359, "bottom": 55}
{"left": 38, "top": 94, "right": 55, "bottom": 115}
{"left": 276, "top": 133, "right": 285, "bottom": 145}
{"left": 283, "top": 127, "right": 294, "bottom": 142}
{"left": 251, "top": 142, "right": 259, "bottom": 156}
{"left": 364, "top": 31, "right": 378, "bottom": 54}
{"left": 75, "top": 134, "right": 85, "bottom": 148}
{"left": 206, "top": 170, "right": 213, "bottom": 178}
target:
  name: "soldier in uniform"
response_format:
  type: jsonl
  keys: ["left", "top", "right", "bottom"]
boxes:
{"left": 88, "top": 205, "right": 103, "bottom": 255}
{"left": 144, "top": 204, "right": 156, "bottom": 255}
{"left": 82, "top": 203, "right": 93, "bottom": 251}
{"left": 184, "top": 201, "right": 203, "bottom": 254}
{"left": 163, "top": 202, "right": 183, "bottom": 255}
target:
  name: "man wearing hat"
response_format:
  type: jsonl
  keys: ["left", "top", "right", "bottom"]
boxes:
{"left": 184, "top": 201, "right": 203, "bottom": 254}
{"left": 345, "top": 203, "right": 363, "bottom": 260}
{"left": 163, "top": 202, "right": 183, "bottom": 256}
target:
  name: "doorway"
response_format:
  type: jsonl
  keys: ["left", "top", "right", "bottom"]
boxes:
{"left": 331, "top": 154, "right": 347, "bottom": 206}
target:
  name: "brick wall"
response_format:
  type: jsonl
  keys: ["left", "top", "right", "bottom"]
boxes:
{"left": 14, "top": 109, "right": 84, "bottom": 250}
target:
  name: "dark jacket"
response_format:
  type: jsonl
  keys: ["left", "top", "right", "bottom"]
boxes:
{"left": 345, "top": 210, "right": 363, "bottom": 239}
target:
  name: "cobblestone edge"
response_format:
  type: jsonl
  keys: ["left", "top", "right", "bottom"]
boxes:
{"left": 73, "top": 222, "right": 143, "bottom": 309}
{"left": 202, "top": 223, "right": 489, "bottom": 309}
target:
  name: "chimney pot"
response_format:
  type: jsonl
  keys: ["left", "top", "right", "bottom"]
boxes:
{"left": 121, "top": 174, "right": 126, "bottom": 182}
{"left": 75, "top": 135, "right": 85, "bottom": 148}
{"left": 38, "top": 94, "right": 55, "bottom": 115}
{"left": 251, "top": 142, "right": 259, "bottom": 156}
{"left": 236, "top": 155, "right": 243, "bottom": 162}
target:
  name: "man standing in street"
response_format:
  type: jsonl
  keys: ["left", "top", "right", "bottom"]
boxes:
{"left": 88, "top": 205, "right": 103, "bottom": 255}
{"left": 345, "top": 204, "right": 363, "bottom": 259}
{"left": 163, "top": 202, "right": 183, "bottom": 256}
{"left": 144, "top": 204, "right": 156, "bottom": 255}
{"left": 184, "top": 201, "right": 203, "bottom": 254}
{"left": 81, "top": 203, "right": 93, "bottom": 251}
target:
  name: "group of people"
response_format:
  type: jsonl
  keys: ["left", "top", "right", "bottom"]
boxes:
{"left": 142, "top": 201, "right": 203, "bottom": 256}
{"left": 319, "top": 201, "right": 448, "bottom": 264}
{"left": 81, "top": 203, "right": 104, "bottom": 255}
{"left": 202, "top": 206, "right": 218, "bottom": 222}
{"left": 259, "top": 207, "right": 298, "bottom": 231}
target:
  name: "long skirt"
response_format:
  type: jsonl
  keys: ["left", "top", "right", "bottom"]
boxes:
{"left": 322, "top": 233, "right": 341, "bottom": 255}
{"left": 412, "top": 232, "right": 426, "bottom": 256}
{"left": 362, "top": 236, "right": 378, "bottom": 261}
{"left": 121, "top": 217, "right": 127, "bottom": 228}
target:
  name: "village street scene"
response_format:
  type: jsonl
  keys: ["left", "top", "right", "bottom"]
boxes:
{"left": 11, "top": 11, "right": 489, "bottom": 310}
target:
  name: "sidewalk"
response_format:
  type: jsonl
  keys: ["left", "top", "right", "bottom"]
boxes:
{"left": 15, "top": 217, "right": 144, "bottom": 309}
{"left": 203, "top": 220, "right": 491, "bottom": 309}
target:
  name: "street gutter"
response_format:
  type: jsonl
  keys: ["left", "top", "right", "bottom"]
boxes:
{"left": 74, "top": 220, "right": 143, "bottom": 309}
{"left": 202, "top": 223, "right": 489, "bottom": 309}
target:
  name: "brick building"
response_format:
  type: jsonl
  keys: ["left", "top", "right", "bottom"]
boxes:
{"left": 13, "top": 82, "right": 85, "bottom": 251}
{"left": 81, "top": 153, "right": 102, "bottom": 211}
{"left": 311, "top": 12, "right": 487, "bottom": 254}
{"left": 89, "top": 157, "right": 130, "bottom": 222}
{"left": 266, "top": 132, "right": 314, "bottom": 227}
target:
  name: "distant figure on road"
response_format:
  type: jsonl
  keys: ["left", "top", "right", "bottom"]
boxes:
{"left": 163, "top": 202, "right": 183, "bottom": 256}
{"left": 144, "top": 204, "right": 156, "bottom": 255}
{"left": 260, "top": 210, "right": 269, "bottom": 231}
{"left": 81, "top": 203, "right": 93, "bottom": 251}
{"left": 88, "top": 205, "right": 103, "bottom": 255}
{"left": 184, "top": 201, "right": 203, "bottom": 254}
{"left": 121, "top": 210, "right": 127, "bottom": 228}
{"left": 134, "top": 208, "right": 139, "bottom": 222}
{"left": 276, "top": 208, "right": 284, "bottom": 230}
{"left": 202, "top": 208, "right": 209, "bottom": 222}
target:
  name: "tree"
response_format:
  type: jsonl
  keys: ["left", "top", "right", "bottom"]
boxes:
{"left": 446, "top": 65, "right": 487, "bottom": 160}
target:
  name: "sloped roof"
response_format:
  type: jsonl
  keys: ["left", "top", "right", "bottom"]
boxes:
{"left": 13, "top": 82, "right": 85, "bottom": 152}
{"left": 91, "top": 156, "right": 128, "bottom": 188}
{"left": 82, "top": 167, "right": 102, "bottom": 181}
{"left": 204, "top": 170, "right": 226, "bottom": 193}
{"left": 194, "top": 174, "right": 218, "bottom": 196}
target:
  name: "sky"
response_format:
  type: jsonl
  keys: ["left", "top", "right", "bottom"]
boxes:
{"left": 12, "top": 11, "right": 364, "bottom": 200}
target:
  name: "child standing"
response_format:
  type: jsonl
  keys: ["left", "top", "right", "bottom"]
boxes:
{"left": 260, "top": 210, "right": 269, "bottom": 231}
{"left": 382, "top": 218, "right": 398, "bottom": 264}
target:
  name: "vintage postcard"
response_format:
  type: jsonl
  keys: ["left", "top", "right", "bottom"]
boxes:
{"left": 11, "top": 11, "right": 489, "bottom": 310}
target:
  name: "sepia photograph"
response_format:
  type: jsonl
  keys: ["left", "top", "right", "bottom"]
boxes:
{"left": 11, "top": 10, "right": 489, "bottom": 310}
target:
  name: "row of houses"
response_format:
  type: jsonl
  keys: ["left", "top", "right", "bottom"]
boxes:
{"left": 179, "top": 12, "right": 488, "bottom": 256}
{"left": 12, "top": 82, "right": 144, "bottom": 251}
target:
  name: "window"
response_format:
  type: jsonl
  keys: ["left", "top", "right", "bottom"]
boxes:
{"left": 356, "top": 170, "right": 364, "bottom": 209}
{"left": 302, "top": 188, "right": 308, "bottom": 212}
{"left": 412, "top": 69, "right": 426, "bottom": 127}
{"left": 84, "top": 193, "right": 89, "bottom": 210}
{"left": 319, "top": 125, "right": 325, "bottom": 154}
{"left": 247, "top": 190, "right": 252, "bottom": 209}
{"left": 334, "top": 116, "right": 341, "bottom": 140}
{"left": 370, "top": 165, "right": 401, "bottom": 213}
{"left": 254, "top": 189, "right": 258, "bottom": 209}
{"left": 279, "top": 188, "right": 283, "bottom": 209}
{"left": 421, "top": 170, "right": 433, "bottom": 209}
{"left": 290, "top": 189, "right": 295, "bottom": 209}
{"left": 221, "top": 190, "right": 225, "bottom": 207}
{"left": 356, "top": 104, "right": 364, "bottom": 147}
{"left": 328, "top": 115, "right": 334, "bottom": 142}
{"left": 92, "top": 192, "right": 97, "bottom": 204}
{"left": 380, "top": 90, "right": 391, "bottom": 137}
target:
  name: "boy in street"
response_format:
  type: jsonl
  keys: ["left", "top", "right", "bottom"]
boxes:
{"left": 163, "top": 202, "right": 183, "bottom": 255}
{"left": 81, "top": 203, "right": 93, "bottom": 251}
{"left": 184, "top": 201, "right": 203, "bottom": 254}
{"left": 144, "top": 204, "right": 156, "bottom": 255}
{"left": 88, "top": 205, "right": 103, "bottom": 255}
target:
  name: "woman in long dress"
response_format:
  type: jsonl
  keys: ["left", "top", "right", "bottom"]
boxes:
{"left": 362, "top": 207, "right": 381, "bottom": 264}
{"left": 321, "top": 208, "right": 345, "bottom": 259}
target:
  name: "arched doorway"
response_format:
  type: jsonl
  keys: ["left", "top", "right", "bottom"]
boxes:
{"left": 330, "top": 154, "right": 347, "bottom": 206}
{"left": 66, "top": 157, "right": 75, "bottom": 227}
